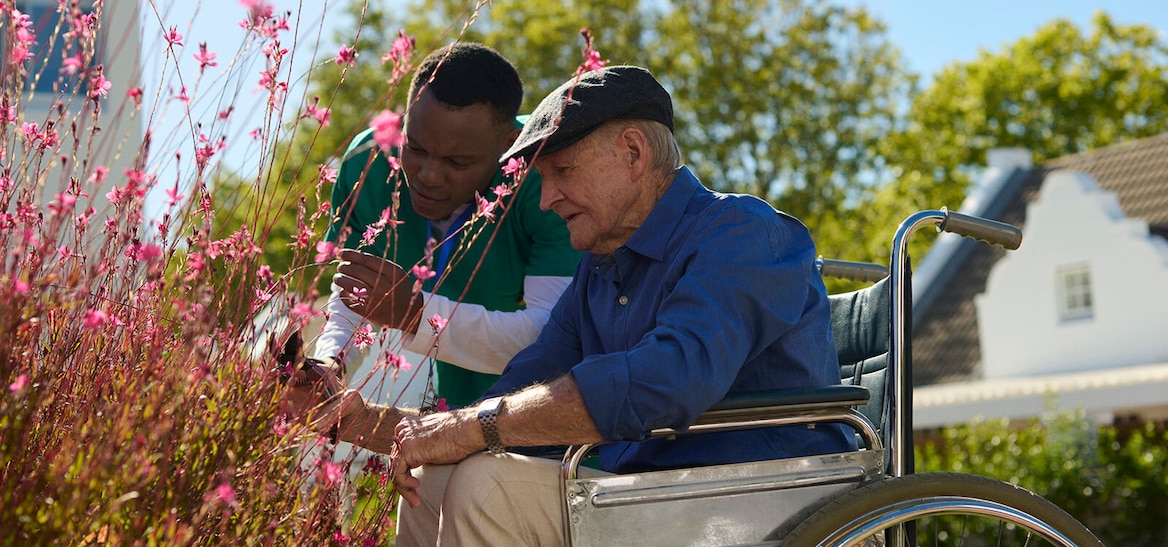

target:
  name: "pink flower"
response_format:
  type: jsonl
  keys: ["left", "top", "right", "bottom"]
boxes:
{"left": 83, "top": 309, "right": 108, "bottom": 330}
{"left": 492, "top": 184, "right": 513, "bottom": 199}
{"left": 578, "top": 28, "right": 607, "bottom": 73}
{"left": 21, "top": 122, "right": 38, "bottom": 142}
{"left": 272, "top": 416, "right": 290, "bottom": 436}
{"left": 361, "top": 225, "right": 380, "bottom": 246}
{"left": 90, "top": 165, "right": 108, "bottom": 183}
{"left": 61, "top": 53, "right": 85, "bottom": 76}
{"left": 316, "top": 459, "right": 344, "bottom": 485}
{"left": 13, "top": 279, "right": 30, "bottom": 295}
{"left": 428, "top": 314, "right": 448, "bottom": 332}
{"left": 195, "top": 43, "right": 218, "bottom": 72}
{"left": 381, "top": 31, "right": 415, "bottom": 65}
{"left": 256, "top": 265, "right": 273, "bottom": 280}
{"left": 502, "top": 157, "right": 525, "bottom": 178}
{"left": 241, "top": 0, "right": 275, "bottom": 29}
{"left": 126, "top": 242, "right": 163, "bottom": 263}
{"left": 88, "top": 73, "right": 112, "bottom": 99}
{"left": 381, "top": 353, "right": 411, "bottom": 371}
{"left": 353, "top": 324, "right": 374, "bottom": 349}
{"left": 434, "top": 398, "right": 449, "bottom": 412}
{"left": 335, "top": 44, "right": 357, "bottom": 67}
{"left": 9, "top": 44, "right": 33, "bottom": 66}
{"left": 126, "top": 88, "right": 143, "bottom": 106}
{"left": 314, "top": 241, "right": 338, "bottom": 263}
{"left": 318, "top": 165, "right": 337, "bottom": 184}
{"left": 411, "top": 264, "right": 436, "bottom": 281}
{"left": 172, "top": 86, "right": 190, "bottom": 104}
{"left": 9, "top": 374, "right": 28, "bottom": 392}
{"left": 208, "top": 482, "right": 238, "bottom": 508}
{"left": 165, "top": 184, "right": 185, "bottom": 208}
{"left": 370, "top": 110, "right": 405, "bottom": 152}
{"left": 305, "top": 102, "right": 330, "bottom": 126}
{"left": 476, "top": 192, "right": 497, "bottom": 222}
{"left": 289, "top": 301, "right": 318, "bottom": 325}
{"left": 164, "top": 26, "right": 184, "bottom": 47}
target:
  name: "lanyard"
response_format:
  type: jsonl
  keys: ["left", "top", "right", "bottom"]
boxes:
{"left": 424, "top": 205, "right": 475, "bottom": 292}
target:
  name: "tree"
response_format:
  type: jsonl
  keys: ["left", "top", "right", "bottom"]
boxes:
{"left": 251, "top": 0, "right": 910, "bottom": 271}
{"left": 873, "top": 12, "right": 1168, "bottom": 262}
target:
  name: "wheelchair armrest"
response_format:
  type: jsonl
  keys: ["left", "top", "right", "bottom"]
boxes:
{"left": 707, "top": 384, "right": 870, "bottom": 411}
{"left": 693, "top": 384, "right": 870, "bottom": 426}
{"left": 563, "top": 385, "right": 879, "bottom": 480}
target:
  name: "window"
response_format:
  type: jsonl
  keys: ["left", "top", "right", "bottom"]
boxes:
{"left": 1056, "top": 264, "right": 1094, "bottom": 321}
{"left": 6, "top": 0, "right": 98, "bottom": 95}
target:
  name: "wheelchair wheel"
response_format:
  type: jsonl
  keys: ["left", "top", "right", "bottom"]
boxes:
{"left": 779, "top": 472, "right": 1103, "bottom": 547}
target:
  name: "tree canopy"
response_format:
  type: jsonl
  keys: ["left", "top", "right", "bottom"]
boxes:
{"left": 216, "top": 2, "right": 1168, "bottom": 283}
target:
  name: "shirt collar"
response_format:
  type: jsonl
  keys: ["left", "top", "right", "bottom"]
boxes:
{"left": 621, "top": 166, "right": 700, "bottom": 261}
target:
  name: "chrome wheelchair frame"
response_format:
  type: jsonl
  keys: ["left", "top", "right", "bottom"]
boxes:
{"left": 559, "top": 208, "right": 1103, "bottom": 547}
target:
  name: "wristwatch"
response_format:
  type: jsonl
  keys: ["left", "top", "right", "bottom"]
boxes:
{"left": 477, "top": 396, "right": 507, "bottom": 455}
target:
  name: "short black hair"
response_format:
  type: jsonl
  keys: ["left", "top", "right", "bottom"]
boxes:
{"left": 408, "top": 43, "right": 523, "bottom": 125}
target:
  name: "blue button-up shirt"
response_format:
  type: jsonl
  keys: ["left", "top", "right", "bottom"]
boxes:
{"left": 485, "top": 167, "right": 856, "bottom": 474}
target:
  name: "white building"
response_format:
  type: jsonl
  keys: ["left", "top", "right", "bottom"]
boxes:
{"left": 910, "top": 134, "right": 1168, "bottom": 429}
{"left": 12, "top": 0, "right": 143, "bottom": 243}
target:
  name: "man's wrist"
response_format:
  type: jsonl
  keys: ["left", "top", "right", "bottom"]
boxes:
{"left": 476, "top": 396, "right": 506, "bottom": 455}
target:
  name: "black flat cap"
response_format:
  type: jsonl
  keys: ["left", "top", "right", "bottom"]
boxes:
{"left": 501, "top": 66, "right": 673, "bottom": 162}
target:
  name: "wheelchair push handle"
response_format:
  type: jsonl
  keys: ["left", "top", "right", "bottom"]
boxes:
{"left": 937, "top": 206, "right": 1023, "bottom": 250}
{"left": 816, "top": 257, "right": 889, "bottom": 282}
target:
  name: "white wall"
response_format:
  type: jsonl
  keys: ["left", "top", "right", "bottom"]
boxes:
{"left": 19, "top": 0, "right": 143, "bottom": 248}
{"left": 976, "top": 170, "right": 1168, "bottom": 377}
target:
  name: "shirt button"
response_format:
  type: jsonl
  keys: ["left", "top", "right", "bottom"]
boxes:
{"left": 618, "top": 295, "right": 629, "bottom": 305}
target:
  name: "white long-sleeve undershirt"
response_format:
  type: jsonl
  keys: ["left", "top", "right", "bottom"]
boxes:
{"left": 313, "top": 275, "right": 570, "bottom": 377}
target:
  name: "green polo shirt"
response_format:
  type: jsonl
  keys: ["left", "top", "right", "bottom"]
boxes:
{"left": 326, "top": 126, "right": 581, "bottom": 408}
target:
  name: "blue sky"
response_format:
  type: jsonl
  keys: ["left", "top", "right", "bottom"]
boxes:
{"left": 841, "top": 0, "right": 1168, "bottom": 79}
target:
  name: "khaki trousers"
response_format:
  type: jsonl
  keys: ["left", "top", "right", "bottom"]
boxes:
{"left": 395, "top": 452, "right": 608, "bottom": 546}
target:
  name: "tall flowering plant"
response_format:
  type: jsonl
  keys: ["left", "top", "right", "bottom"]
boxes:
{"left": 0, "top": 0, "right": 395, "bottom": 543}
{"left": 0, "top": 0, "right": 610, "bottom": 542}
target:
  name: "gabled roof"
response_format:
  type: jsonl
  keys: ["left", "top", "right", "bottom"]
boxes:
{"left": 912, "top": 133, "right": 1168, "bottom": 386}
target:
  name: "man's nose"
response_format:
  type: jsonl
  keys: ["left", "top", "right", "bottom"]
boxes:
{"left": 539, "top": 179, "right": 561, "bottom": 212}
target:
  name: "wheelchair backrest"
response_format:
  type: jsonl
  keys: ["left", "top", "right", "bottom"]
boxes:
{"left": 828, "top": 275, "right": 894, "bottom": 452}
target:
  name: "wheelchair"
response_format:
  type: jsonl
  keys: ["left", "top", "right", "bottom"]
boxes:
{"left": 559, "top": 208, "right": 1104, "bottom": 546}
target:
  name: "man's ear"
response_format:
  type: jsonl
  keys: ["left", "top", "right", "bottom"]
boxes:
{"left": 621, "top": 127, "right": 650, "bottom": 179}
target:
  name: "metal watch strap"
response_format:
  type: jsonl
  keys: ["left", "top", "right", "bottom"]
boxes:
{"left": 477, "top": 396, "right": 506, "bottom": 455}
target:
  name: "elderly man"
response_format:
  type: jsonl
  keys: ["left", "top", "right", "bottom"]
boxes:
{"left": 308, "top": 65, "right": 856, "bottom": 545}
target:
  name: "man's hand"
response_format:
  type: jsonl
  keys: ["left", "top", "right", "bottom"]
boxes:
{"left": 389, "top": 410, "right": 484, "bottom": 508}
{"left": 279, "top": 359, "right": 363, "bottom": 440}
{"left": 333, "top": 249, "right": 424, "bottom": 331}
